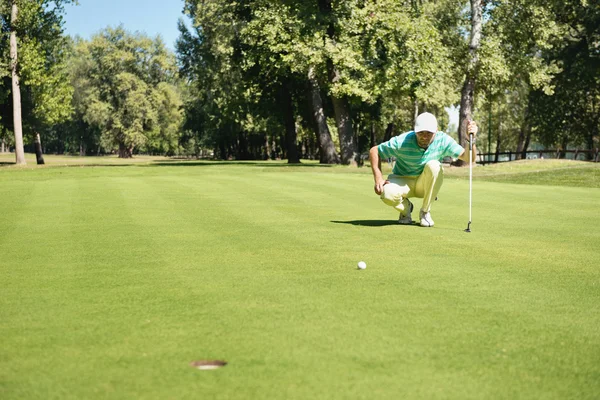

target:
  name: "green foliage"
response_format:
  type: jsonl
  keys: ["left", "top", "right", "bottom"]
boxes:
{"left": 0, "top": 0, "right": 76, "bottom": 142}
{"left": 1, "top": 0, "right": 595, "bottom": 158}
{"left": 153, "top": 82, "right": 184, "bottom": 155}
{"left": 70, "top": 27, "right": 183, "bottom": 156}
{"left": 336, "top": 0, "right": 458, "bottom": 107}
{"left": 457, "top": 0, "right": 572, "bottom": 155}
{"left": 481, "top": 0, "right": 565, "bottom": 96}
{"left": 529, "top": 0, "right": 600, "bottom": 151}
{"left": 178, "top": 0, "right": 465, "bottom": 159}
{"left": 178, "top": 1, "right": 250, "bottom": 158}
{"left": 179, "top": 0, "right": 301, "bottom": 160}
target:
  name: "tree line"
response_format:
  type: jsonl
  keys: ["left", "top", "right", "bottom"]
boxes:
{"left": 1, "top": 0, "right": 598, "bottom": 165}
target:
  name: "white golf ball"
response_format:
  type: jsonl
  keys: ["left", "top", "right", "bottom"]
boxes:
{"left": 357, "top": 261, "right": 366, "bottom": 270}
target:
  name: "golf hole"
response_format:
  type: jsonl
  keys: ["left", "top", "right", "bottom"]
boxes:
{"left": 190, "top": 360, "right": 227, "bottom": 370}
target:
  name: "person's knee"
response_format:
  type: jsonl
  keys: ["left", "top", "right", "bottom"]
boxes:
{"left": 382, "top": 183, "right": 407, "bottom": 202}
{"left": 381, "top": 184, "right": 409, "bottom": 211}
{"left": 381, "top": 185, "right": 399, "bottom": 204}
{"left": 425, "top": 160, "right": 443, "bottom": 177}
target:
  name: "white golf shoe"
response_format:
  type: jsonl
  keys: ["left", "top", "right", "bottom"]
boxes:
{"left": 419, "top": 210, "right": 435, "bottom": 227}
{"left": 398, "top": 199, "right": 414, "bottom": 225}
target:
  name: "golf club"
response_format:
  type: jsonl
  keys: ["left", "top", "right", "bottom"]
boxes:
{"left": 464, "top": 127, "right": 474, "bottom": 233}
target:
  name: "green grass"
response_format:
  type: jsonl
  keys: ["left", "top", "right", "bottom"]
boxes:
{"left": 1, "top": 155, "right": 599, "bottom": 399}
{"left": 445, "top": 159, "right": 600, "bottom": 188}
{"left": 0, "top": 152, "right": 170, "bottom": 166}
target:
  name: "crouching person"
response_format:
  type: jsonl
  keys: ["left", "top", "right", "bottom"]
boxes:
{"left": 369, "top": 112, "right": 478, "bottom": 227}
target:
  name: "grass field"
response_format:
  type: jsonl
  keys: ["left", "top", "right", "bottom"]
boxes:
{"left": 1, "top": 154, "right": 599, "bottom": 399}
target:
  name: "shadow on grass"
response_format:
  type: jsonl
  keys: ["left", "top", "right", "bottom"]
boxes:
{"left": 332, "top": 220, "right": 462, "bottom": 231}
{"left": 331, "top": 220, "right": 405, "bottom": 227}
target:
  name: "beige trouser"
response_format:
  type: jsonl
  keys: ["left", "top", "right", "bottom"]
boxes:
{"left": 380, "top": 160, "right": 443, "bottom": 214}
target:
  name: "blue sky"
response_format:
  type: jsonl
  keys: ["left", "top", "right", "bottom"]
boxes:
{"left": 62, "top": 0, "right": 189, "bottom": 50}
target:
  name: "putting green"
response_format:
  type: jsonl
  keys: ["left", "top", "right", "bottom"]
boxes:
{"left": 1, "top": 158, "right": 598, "bottom": 399}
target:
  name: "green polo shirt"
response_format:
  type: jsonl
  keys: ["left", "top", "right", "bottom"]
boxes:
{"left": 378, "top": 131, "right": 464, "bottom": 176}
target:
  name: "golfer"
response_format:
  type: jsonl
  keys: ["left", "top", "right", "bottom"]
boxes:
{"left": 369, "top": 112, "right": 478, "bottom": 227}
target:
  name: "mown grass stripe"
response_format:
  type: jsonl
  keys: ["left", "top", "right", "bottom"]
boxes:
{"left": 0, "top": 161, "right": 599, "bottom": 399}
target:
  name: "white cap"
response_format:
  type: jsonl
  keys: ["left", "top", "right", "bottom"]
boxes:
{"left": 414, "top": 112, "right": 438, "bottom": 133}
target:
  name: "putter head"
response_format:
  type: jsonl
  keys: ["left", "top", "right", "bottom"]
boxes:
{"left": 464, "top": 221, "right": 472, "bottom": 233}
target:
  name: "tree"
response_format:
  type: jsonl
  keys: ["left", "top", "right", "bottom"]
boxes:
{"left": 179, "top": 0, "right": 306, "bottom": 162}
{"left": 178, "top": 1, "right": 252, "bottom": 160}
{"left": 529, "top": 0, "right": 599, "bottom": 155}
{"left": 7, "top": 1, "right": 24, "bottom": 164}
{"left": 1, "top": 0, "right": 75, "bottom": 164}
{"left": 70, "top": 27, "right": 183, "bottom": 158}
{"left": 178, "top": 0, "right": 461, "bottom": 163}
{"left": 240, "top": 0, "right": 339, "bottom": 163}
{"left": 482, "top": 0, "right": 564, "bottom": 158}
{"left": 308, "top": 66, "right": 339, "bottom": 163}
{"left": 178, "top": 0, "right": 588, "bottom": 166}
{"left": 453, "top": 0, "right": 565, "bottom": 162}
{"left": 346, "top": 0, "right": 459, "bottom": 140}
{"left": 317, "top": 0, "right": 358, "bottom": 165}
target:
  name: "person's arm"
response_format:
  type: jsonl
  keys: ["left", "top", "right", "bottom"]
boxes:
{"left": 458, "top": 120, "right": 478, "bottom": 163}
{"left": 369, "top": 145, "right": 388, "bottom": 195}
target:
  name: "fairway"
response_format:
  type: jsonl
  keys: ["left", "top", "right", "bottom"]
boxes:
{"left": 1, "top": 159, "right": 599, "bottom": 399}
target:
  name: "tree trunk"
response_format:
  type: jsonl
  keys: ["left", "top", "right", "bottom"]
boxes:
{"left": 1, "top": 137, "right": 5, "bottom": 153}
{"left": 308, "top": 66, "right": 339, "bottom": 164}
{"left": 457, "top": 0, "right": 483, "bottom": 167}
{"left": 516, "top": 105, "right": 530, "bottom": 160}
{"left": 236, "top": 131, "right": 251, "bottom": 160}
{"left": 330, "top": 95, "right": 358, "bottom": 165}
{"left": 311, "top": 132, "right": 318, "bottom": 159}
{"left": 383, "top": 122, "right": 395, "bottom": 142}
{"left": 10, "top": 1, "right": 25, "bottom": 165}
{"left": 282, "top": 79, "right": 300, "bottom": 164}
{"left": 559, "top": 138, "right": 568, "bottom": 159}
{"left": 319, "top": 0, "right": 357, "bottom": 165}
{"left": 515, "top": 128, "right": 524, "bottom": 160}
{"left": 263, "top": 134, "right": 271, "bottom": 160}
{"left": 34, "top": 133, "right": 45, "bottom": 165}
{"left": 413, "top": 97, "right": 419, "bottom": 126}
{"left": 118, "top": 142, "right": 133, "bottom": 158}
{"left": 588, "top": 121, "right": 599, "bottom": 160}
{"left": 494, "top": 123, "right": 501, "bottom": 163}
{"left": 588, "top": 96, "right": 599, "bottom": 160}
{"left": 370, "top": 122, "right": 376, "bottom": 148}
{"left": 523, "top": 128, "right": 532, "bottom": 159}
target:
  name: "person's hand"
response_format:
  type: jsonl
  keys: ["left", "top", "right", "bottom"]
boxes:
{"left": 374, "top": 179, "right": 389, "bottom": 195}
{"left": 467, "top": 120, "right": 478, "bottom": 137}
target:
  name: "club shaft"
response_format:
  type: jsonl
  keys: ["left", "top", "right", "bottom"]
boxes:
{"left": 469, "top": 133, "right": 473, "bottom": 223}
